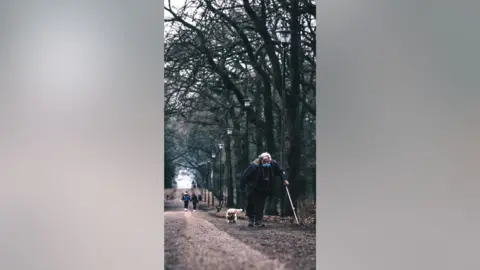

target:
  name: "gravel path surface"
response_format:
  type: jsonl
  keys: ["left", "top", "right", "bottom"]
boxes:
{"left": 165, "top": 201, "right": 285, "bottom": 270}
{"left": 165, "top": 189, "right": 316, "bottom": 270}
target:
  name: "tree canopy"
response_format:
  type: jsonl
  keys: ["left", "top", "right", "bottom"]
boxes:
{"left": 164, "top": 0, "right": 316, "bottom": 215}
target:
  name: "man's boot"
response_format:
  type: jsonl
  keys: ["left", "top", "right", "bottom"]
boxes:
{"left": 248, "top": 216, "right": 255, "bottom": 227}
{"left": 254, "top": 219, "right": 265, "bottom": 227}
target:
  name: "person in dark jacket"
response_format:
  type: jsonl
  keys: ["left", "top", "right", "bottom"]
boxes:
{"left": 240, "top": 152, "right": 289, "bottom": 227}
{"left": 191, "top": 193, "right": 199, "bottom": 212}
{"left": 182, "top": 192, "right": 191, "bottom": 211}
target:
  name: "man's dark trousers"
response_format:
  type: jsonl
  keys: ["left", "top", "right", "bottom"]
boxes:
{"left": 246, "top": 189, "right": 269, "bottom": 222}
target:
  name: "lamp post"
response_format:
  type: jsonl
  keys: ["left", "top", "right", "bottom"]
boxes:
{"left": 211, "top": 152, "right": 216, "bottom": 207}
{"left": 243, "top": 98, "right": 251, "bottom": 212}
{"left": 218, "top": 143, "right": 224, "bottom": 210}
{"left": 226, "top": 128, "right": 234, "bottom": 206}
{"left": 207, "top": 161, "right": 211, "bottom": 205}
{"left": 275, "top": 26, "right": 290, "bottom": 173}
{"left": 276, "top": 25, "right": 291, "bottom": 216}
{"left": 244, "top": 98, "right": 251, "bottom": 162}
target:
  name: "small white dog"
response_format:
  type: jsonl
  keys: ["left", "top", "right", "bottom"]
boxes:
{"left": 226, "top": 208, "right": 243, "bottom": 224}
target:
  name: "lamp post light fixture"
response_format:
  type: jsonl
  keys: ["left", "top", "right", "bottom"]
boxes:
{"left": 227, "top": 128, "right": 233, "bottom": 135}
{"left": 276, "top": 27, "right": 291, "bottom": 45}
{"left": 211, "top": 152, "right": 216, "bottom": 158}
{"left": 218, "top": 143, "right": 224, "bottom": 149}
{"left": 244, "top": 98, "right": 251, "bottom": 108}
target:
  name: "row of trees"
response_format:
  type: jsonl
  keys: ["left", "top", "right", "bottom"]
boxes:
{"left": 164, "top": 0, "right": 316, "bottom": 216}
{"left": 164, "top": 133, "right": 178, "bottom": 189}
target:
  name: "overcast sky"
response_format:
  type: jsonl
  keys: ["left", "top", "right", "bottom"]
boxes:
{"left": 174, "top": 169, "right": 194, "bottom": 188}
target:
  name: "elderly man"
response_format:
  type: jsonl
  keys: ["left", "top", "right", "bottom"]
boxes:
{"left": 240, "top": 152, "right": 289, "bottom": 227}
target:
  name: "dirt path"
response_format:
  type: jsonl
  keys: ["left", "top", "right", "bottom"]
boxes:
{"left": 164, "top": 192, "right": 316, "bottom": 270}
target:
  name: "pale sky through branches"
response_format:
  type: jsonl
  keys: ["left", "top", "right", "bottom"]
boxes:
{"left": 164, "top": 0, "right": 200, "bottom": 35}
{"left": 175, "top": 169, "right": 195, "bottom": 188}
{"left": 164, "top": 0, "right": 184, "bottom": 34}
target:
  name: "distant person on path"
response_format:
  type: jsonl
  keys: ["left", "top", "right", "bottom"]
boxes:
{"left": 216, "top": 191, "right": 224, "bottom": 206}
{"left": 182, "top": 192, "right": 191, "bottom": 211}
{"left": 240, "top": 152, "right": 289, "bottom": 227}
{"left": 198, "top": 194, "right": 203, "bottom": 202}
{"left": 191, "top": 193, "right": 199, "bottom": 212}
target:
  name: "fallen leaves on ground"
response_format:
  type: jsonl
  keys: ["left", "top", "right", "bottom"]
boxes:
{"left": 199, "top": 203, "right": 316, "bottom": 229}
{"left": 198, "top": 206, "right": 316, "bottom": 270}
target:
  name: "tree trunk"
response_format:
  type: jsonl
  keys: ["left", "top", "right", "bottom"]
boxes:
{"left": 255, "top": 78, "right": 264, "bottom": 153}
{"left": 298, "top": 98, "right": 308, "bottom": 198}
{"left": 232, "top": 119, "right": 244, "bottom": 208}
{"left": 258, "top": 53, "right": 276, "bottom": 156}
{"left": 284, "top": 0, "right": 303, "bottom": 217}
{"left": 312, "top": 167, "right": 316, "bottom": 201}
{"left": 212, "top": 163, "right": 216, "bottom": 208}
{"left": 255, "top": 53, "right": 279, "bottom": 216}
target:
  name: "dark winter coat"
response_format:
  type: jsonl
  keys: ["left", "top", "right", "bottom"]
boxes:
{"left": 240, "top": 158, "right": 286, "bottom": 196}
{"left": 182, "top": 194, "right": 191, "bottom": 202}
{"left": 191, "top": 194, "right": 199, "bottom": 203}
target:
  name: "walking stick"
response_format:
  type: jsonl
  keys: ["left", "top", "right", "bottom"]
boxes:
{"left": 285, "top": 185, "right": 300, "bottom": 225}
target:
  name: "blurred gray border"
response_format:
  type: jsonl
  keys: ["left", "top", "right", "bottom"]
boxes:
{"left": 160, "top": 0, "right": 165, "bottom": 266}
{"left": 0, "top": 2, "right": 165, "bottom": 269}
{"left": 316, "top": 1, "right": 480, "bottom": 270}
